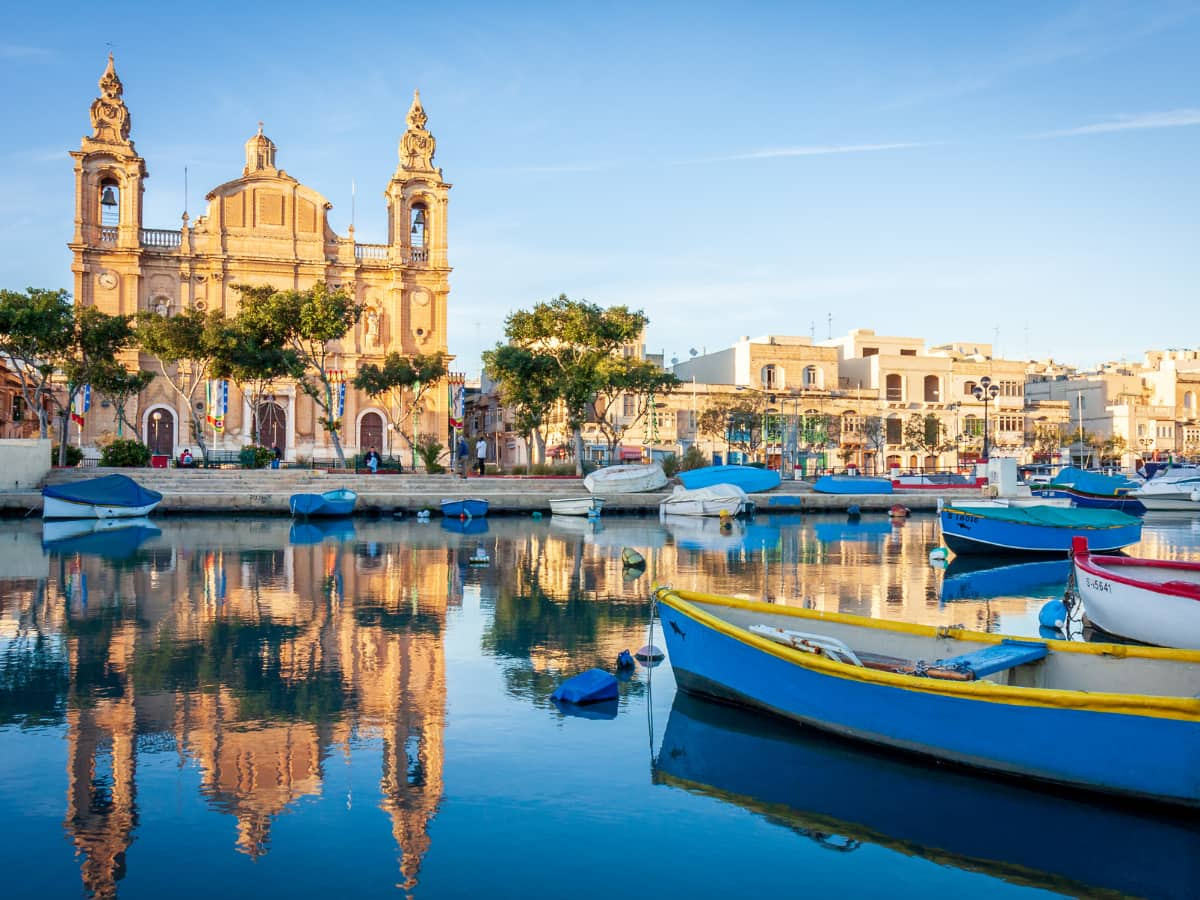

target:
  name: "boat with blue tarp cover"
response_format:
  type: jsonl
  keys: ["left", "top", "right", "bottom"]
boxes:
{"left": 813, "top": 475, "right": 893, "bottom": 495}
{"left": 41, "top": 517, "right": 161, "bottom": 558}
{"left": 1035, "top": 466, "right": 1145, "bottom": 514}
{"left": 677, "top": 464, "right": 781, "bottom": 493}
{"left": 655, "top": 692, "right": 1200, "bottom": 900}
{"left": 654, "top": 585, "right": 1200, "bottom": 806}
{"left": 42, "top": 474, "right": 163, "bottom": 519}
{"left": 939, "top": 503, "right": 1142, "bottom": 554}
{"left": 440, "top": 498, "right": 489, "bottom": 518}
{"left": 289, "top": 488, "right": 358, "bottom": 518}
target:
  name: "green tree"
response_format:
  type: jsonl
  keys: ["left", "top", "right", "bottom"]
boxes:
{"left": 501, "top": 295, "right": 649, "bottom": 475}
{"left": 902, "top": 413, "right": 952, "bottom": 465}
{"left": 698, "top": 396, "right": 764, "bottom": 458}
{"left": 212, "top": 315, "right": 302, "bottom": 446}
{"left": 91, "top": 362, "right": 154, "bottom": 438}
{"left": 1030, "top": 421, "right": 1065, "bottom": 462}
{"left": 0, "top": 288, "right": 76, "bottom": 439}
{"left": 481, "top": 344, "right": 559, "bottom": 465}
{"left": 591, "top": 356, "right": 680, "bottom": 460}
{"left": 136, "top": 307, "right": 230, "bottom": 461}
{"left": 353, "top": 351, "right": 448, "bottom": 463}
{"left": 235, "top": 283, "right": 362, "bottom": 467}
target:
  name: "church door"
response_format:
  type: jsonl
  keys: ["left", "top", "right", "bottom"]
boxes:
{"left": 256, "top": 402, "right": 287, "bottom": 452}
{"left": 146, "top": 408, "right": 175, "bottom": 456}
{"left": 359, "top": 412, "right": 384, "bottom": 456}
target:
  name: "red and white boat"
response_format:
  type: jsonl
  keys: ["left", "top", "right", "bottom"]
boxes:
{"left": 1071, "top": 535, "right": 1200, "bottom": 648}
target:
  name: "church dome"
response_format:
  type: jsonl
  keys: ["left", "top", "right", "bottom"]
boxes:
{"left": 244, "top": 122, "right": 277, "bottom": 174}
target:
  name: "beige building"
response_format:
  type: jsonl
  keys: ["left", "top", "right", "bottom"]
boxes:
{"left": 69, "top": 56, "right": 451, "bottom": 462}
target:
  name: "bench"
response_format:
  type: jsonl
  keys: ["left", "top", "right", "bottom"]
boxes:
{"left": 923, "top": 639, "right": 1048, "bottom": 682}
{"left": 201, "top": 450, "right": 244, "bottom": 469}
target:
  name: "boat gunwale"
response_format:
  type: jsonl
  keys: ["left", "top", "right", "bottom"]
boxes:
{"left": 1075, "top": 552, "right": 1200, "bottom": 602}
{"left": 941, "top": 506, "right": 1140, "bottom": 530}
{"left": 654, "top": 586, "right": 1200, "bottom": 720}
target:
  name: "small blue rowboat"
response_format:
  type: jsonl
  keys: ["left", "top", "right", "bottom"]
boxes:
{"left": 677, "top": 465, "right": 781, "bottom": 493}
{"left": 813, "top": 475, "right": 893, "bottom": 495}
{"left": 289, "top": 488, "right": 358, "bottom": 518}
{"left": 940, "top": 504, "right": 1141, "bottom": 555}
{"left": 440, "top": 497, "right": 489, "bottom": 518}
{"left": 42, "top": 474, "right": 163, "bottom": 519}
{"left": 655, "top": 693, "right": 1200, "bottom": 899}
{"left": 655, "top": 586, "right": 1200, "bottom": 806}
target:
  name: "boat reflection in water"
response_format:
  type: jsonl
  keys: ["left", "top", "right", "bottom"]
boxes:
{"left": 654, "top": 693, "right": 1200, "bottom": 900}
{"left": 940, "top": 555, "right": 1071, "bottom": 603}
{"left": 287, "top": 517, "right": 357, "bottom": 545}
{"left": 41, "top": 517, "right": 161, "bottom": 559}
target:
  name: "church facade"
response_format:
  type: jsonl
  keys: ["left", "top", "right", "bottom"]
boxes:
{"left": 69, "top": 56, "right": 452, "bottom": 462}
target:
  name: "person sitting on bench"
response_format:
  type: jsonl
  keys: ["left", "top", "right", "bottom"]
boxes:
{"left": 179, "top": 448, "right": 194, "bottom": 468}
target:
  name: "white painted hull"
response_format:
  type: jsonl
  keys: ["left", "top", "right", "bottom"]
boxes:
{"left": 1074, "top": 559, "right": 1200, "bottom": 649}
{"left": 549, "top": 497, "right": 604, "bottom": 516}
{"left": 583, "top": 463, "right": 667, "bottom": 494}
{"left": 42, "top": 495, "right": 161, "bottom": 520}
{"left": 1136, "top": 495, "right": 1200, "bottom": 511}
{"left": 659, "top": 484, "right": 750, "bottom": 517}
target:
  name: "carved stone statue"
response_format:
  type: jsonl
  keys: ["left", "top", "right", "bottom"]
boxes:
{"left": 89, "top": 54, "right": 131, "bottom": 144}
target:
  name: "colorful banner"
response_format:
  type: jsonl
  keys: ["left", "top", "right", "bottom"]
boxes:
{"left": 449, "top": 382, "right": 464, "bottom": 429}
{"left": 70, "top": 385, "right": 90, "bottom": 427}
{"left": 337, "top": 382, "right": 346, "bottom": 418}
{"left": 205, "top": 380, "right": 228, "bottom": 432}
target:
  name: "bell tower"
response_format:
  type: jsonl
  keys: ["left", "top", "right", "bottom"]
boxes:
{"left": 69, "top": 55, "right": 147, "bottom": 311}
{"left": 386, "top": 90, "right": 449, "bottom": 268}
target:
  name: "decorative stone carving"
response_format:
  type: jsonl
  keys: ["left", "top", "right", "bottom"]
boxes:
{"left": 365, "top": 308, "right": 382, "bottom": 349}
{"left": 89, "top": 55, "right": 131, "bottom": 144}
{"left": 398, "top": 90, "right": 437, "bottom": 172}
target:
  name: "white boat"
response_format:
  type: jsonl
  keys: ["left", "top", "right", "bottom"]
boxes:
{"left": 658, "top": 483, "right": 751, "bottom": 517}
{"left": 1071, "top": 536, "right": 1200, "bottom": 648}
{"left": 1131, "top": 467, "right": 1200, "bottom": 511}
{"left": 548, "top": 496, "right": 605, "bottom": 516}
{"left": 583, "top": 462, "right": 667, "bottom": 494}
{"left": 42, "top": 474, "right": 163, "bottom": 519}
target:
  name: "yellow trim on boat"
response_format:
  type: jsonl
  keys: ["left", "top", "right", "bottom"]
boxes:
{"left": 654, "top": 587, "right": 1200, "bottom": 722}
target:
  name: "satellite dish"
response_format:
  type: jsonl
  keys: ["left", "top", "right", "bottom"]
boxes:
{"left": 689, "top": 348, "right": 698, "bottom": 357}
{"left": 671, "top": 356, "right": 679, "bottom": 365}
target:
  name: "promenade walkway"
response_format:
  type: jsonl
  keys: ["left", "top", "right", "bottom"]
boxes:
{"left": 0, "top": 467, "right": 974, "bottom": 516}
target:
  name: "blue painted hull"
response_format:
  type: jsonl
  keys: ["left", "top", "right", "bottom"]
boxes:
{"left": 813, "top": 475, "right": 893, "bottom": 495}
{"left": 289, "top": 489, "right": 358, "bottom": 517}
{"left": 677, "top": 465, "right": 781, "bottom": 493}
{"left": 939, "top": 508, "right": 1142, "bottom": 555}
{"left": 1036, "top": 487, "right": 1146, "bottom": 515}
{"left": 440, "top": 498, "right": 489, "bottom": 518}
{"left": 941, "top": 556, "right": 1071, "bottom": 602}
{"left": 659, "top": 596, "right": 1199, "bottom": 805}
{"left": 656, "top": 694, "right": 1200, "bottom": 900}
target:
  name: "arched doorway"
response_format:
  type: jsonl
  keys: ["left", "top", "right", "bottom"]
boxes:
{"left": 256, "top": 401, "right": 287, "bottom": 452}
{"left": 359, "top": 412, "right": 384, "bottom": 456}
{"left": 146, "top": 408, "right": 175, "bottom": 455}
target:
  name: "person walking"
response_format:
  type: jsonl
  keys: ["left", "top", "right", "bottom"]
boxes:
{"left": 475, "top": 435, "right": 488, "bottom": 477}
{"left": 456, "top": 435, "right": 470, "bottom": 479}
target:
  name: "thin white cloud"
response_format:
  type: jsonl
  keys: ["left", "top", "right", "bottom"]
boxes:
{"left": 1034, "top": 109, "right": 1200, "bottom": 138}
{"left": 676, "top": 142, "right": 939, "bottom": 165}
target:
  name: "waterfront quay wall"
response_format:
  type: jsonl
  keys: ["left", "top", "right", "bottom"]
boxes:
{"left": 0, "top": 468, "right": 976, "bottom": 516}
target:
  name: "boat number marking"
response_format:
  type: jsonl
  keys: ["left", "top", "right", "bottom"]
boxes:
{"left": 1084, "top": 577, "right": 1112, "bottom": 593}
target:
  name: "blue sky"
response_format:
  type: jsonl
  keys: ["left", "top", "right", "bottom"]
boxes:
{"left": 3, "top": 1, "right": 1198, "bottom": 376}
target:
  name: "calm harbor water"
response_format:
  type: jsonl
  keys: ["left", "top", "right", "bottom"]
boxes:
{"left": 2, "top": 511, "right": 1198, "bottom": 899}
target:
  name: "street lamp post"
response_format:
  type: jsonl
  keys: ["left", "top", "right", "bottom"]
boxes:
{"left": 972, "top": 376, "right": 1001, "bottom": 461}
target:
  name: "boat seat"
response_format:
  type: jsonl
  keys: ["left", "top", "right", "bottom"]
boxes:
{"left": 923, "top": 639, "right": 1048, "bottom": 682}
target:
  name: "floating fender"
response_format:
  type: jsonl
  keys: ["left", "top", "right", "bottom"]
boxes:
{"left": 1038, "top": 599, "right": 1067, "bottom": 630}
{"left": 847, "top": 505, "right": 861, "bottom": 518}
{"left": 616, "top": 649, "right": 636, "bottom": 670}
{"left": 888, "top": 504, "right": 911, "bottom": 518}
{"left": 621, "top": 547, "right": 646, "bottom": 568}
{"left": 550, "top": 668, "right": 619, "bottom": 705}
{"left": 928, "top": 547, "right": 949, "bottom": 561}
{"left": 635, "top": 644, "right": 665, "bottom": 663}
{"left": 532, "top": 511, "right": 543, "bottom": 519}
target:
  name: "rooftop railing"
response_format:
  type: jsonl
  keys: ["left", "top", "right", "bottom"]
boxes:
{"left": 141, "top": 228, "right": 182, "bottom": 249}
{"left": 354, "top": 243, "right": 389, "bottom": 261}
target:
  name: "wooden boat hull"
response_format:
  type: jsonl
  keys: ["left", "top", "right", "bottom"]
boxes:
{"left": 42, "top": 474, "right": 163, "bottom": 519}
{"left": 813, "top": 475, "right": 893, "bottom": 495}
{"left": 1035, "top": 486, "right": 1146, "bottom": 515}
{"left": 42, "top": 495, "right": 160, "bottom": 519}
{"left": 656, "top": 588, "right": 1200, "bottom": 806}
{"left": 548, "top": 496, "right": 604, "bottom": 516}
{"left": 1073, "top": 543, "right": 1200, "bottom": 649}
{"left": 658, "top": 484, "right": 750, "bottom": 517}
{"left": 289, "top": 489, "right": 358, "bottom": 517}
{"left": 940, "top": 505, "right": 1142, "bottom": 555}
{"left": 440, "top": 498, "right": 489, "bottom": 518}
{"left": 677, "top": 465, "right": 781, "bottom": 493}
{"left": 583, "top": 463, "right": 667, "bottom": 494}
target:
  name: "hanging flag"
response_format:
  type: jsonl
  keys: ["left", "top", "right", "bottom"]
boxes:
{"left": 70, "top": 385, "right": 91, "bottom": 426}
{"left": 337, "top": 382, "right": 346, "bottom": 418}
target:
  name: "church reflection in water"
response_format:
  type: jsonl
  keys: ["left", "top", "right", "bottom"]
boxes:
{"left": 26, "top": 520, "right": 455, "bottom": 899}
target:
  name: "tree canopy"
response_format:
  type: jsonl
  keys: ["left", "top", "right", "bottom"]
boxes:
{"left": 353, "top": 351, "right": 449, "bottom": 459}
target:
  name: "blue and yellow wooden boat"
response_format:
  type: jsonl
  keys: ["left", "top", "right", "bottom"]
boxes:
{"left": 654, "top": 586, "right": 1200, "bottom": 806}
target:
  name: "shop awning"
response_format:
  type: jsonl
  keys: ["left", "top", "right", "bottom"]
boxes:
{"left": 620, "top": 446, "right": 644, "bottom": 460}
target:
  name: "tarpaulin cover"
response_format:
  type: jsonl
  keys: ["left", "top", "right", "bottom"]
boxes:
{"left": 1050, "top": 467, "right": 1139, "bottom": 496}
{"left": 550, "top": 668, "right": 619, "bottom": 705}
{"left": 947, "top": 504, "right": 1139, "bottom": 528}
{"left": 43, "top": 474, "right": 163, "bottom": 507}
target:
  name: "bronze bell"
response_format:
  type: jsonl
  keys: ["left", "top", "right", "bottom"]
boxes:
{"left": 101, "top": 186, "right": 117, "bottom": 207}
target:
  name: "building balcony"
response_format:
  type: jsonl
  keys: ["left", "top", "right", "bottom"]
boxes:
{"left": 354, "top": 243, "right": 389, "bottom": 263}
{"left": 140, "top": 228, "right": 182, "bottom": 250}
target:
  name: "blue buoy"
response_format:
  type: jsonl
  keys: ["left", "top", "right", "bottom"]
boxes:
{"left": 551, "top": 668, "right": 619, "bottom": 705}
{"left": 532, "top": 511, "right": 543, "bottom": 519}
{"left": 1039, "top": 599, "right": 1067, "bottom": 630}
{"left": 847, "top": 505, "right": 861, "bottom": 518}
{"left": 616, "top": 649, "right": 635, "bottom": 670}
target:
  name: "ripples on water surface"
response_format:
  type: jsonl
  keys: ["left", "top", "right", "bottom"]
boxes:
{"left": 1, "top": 512, "right": 1198, "bottom": 899}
